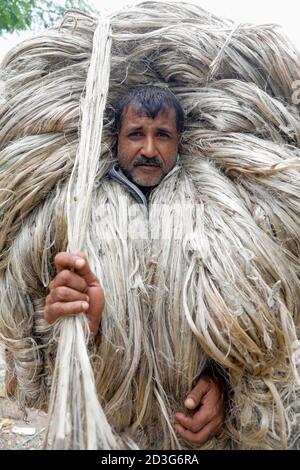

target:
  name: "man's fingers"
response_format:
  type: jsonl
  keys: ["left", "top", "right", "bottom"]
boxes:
{"left": 54, "top": 252, "right": 81, "bottom": 273}
{"left": 175, "top": 408, "right": 210, "bottom": 433}
{"left": 175, "top": 422, "right": 209, "bottom": 445}
{"left": 49, "top": 270, "right": 88, "bottom": 293}
{"left": 175, "top": 419, "right": 221, "bottom": 445}
{"left": 73, "top": 251, "right": 100, "bottom": 286}
{"left": 48, "top": 286, "right": 90, "bottom": 304}
{"left": 44, "top": 301, "right": 89, "bottom": 323}
{"left": 54, "top": 252, "right": 100, "bottom": 287}
{"left": 184, "top": 375, "right": 210, "bottom": 410}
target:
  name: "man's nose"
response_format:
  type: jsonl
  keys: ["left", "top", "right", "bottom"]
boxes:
{"left": 141, "top": 136, "right": 156, "bottom": 158}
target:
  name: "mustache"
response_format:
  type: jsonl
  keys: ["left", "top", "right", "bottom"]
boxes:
{"left": 133, "top": 156, "right": 163, "bottom": 167}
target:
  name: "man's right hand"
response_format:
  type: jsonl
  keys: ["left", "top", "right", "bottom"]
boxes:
{"left": 44, "top": 252, "right": 105, "bottom": 338}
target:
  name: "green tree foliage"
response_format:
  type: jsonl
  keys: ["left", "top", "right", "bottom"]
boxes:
{"left": 0, "top": 0, "right": 36, "bottom": 33}
{"left": 0, "top": 0, "right": 95, "bottom": 35}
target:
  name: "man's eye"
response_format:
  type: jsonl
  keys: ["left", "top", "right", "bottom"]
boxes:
{"left": 157, "top": 132, "right": 169, "bottom": 138}
{"left": 129, "top": 131, "right": 143, "bottom": 137}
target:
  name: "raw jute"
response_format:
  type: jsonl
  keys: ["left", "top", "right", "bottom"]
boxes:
{"left": 0, "top": 1, "right": 300, "bottom": 449}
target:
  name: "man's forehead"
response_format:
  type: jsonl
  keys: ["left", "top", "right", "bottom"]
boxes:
{"left": 121, "top": 104, "right": 177, "bottom": 128}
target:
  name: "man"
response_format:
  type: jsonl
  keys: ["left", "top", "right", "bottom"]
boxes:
{"left": 44, "top": 86, "right": 225, "bottom": 446}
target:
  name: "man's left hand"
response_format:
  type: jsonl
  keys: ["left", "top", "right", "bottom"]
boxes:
{"left": 175, "top": 371, "right": 225, "bottom": 445}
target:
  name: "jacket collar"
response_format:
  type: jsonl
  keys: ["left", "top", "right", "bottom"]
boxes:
{"left": 108, "top": 162, "right": 180, "bottom": 206}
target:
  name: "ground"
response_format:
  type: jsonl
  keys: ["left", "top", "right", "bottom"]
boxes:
{"left": 0, "top": 344, "right": 47, "bottom": 450}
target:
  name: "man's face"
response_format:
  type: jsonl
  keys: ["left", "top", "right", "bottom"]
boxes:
{"left": 117, "top": 105, "right": 179, "bottom": 188}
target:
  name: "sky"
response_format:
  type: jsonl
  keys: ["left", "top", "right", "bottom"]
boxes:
{"left": 0, "top": 0, "right": 299, "bottom": 60}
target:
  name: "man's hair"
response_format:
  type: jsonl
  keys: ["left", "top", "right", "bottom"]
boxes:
{"left": 114, "top": 85, "right": 185, "bottom": 133}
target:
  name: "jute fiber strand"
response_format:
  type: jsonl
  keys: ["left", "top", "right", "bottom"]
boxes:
{"left": 43, "top": 19, "right": 122, "bottom": 450}
{"left": 0, "top": 1, "right": 300, "bottom": 449}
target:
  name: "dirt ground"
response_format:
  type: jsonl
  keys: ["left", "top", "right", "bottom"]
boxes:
{"left": 0, "top": 344, "right": 48, "bottom": 450}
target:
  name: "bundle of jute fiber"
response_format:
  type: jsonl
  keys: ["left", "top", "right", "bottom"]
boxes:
{"left": 0, "top": 0, "right": 300, "bottom": 449}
